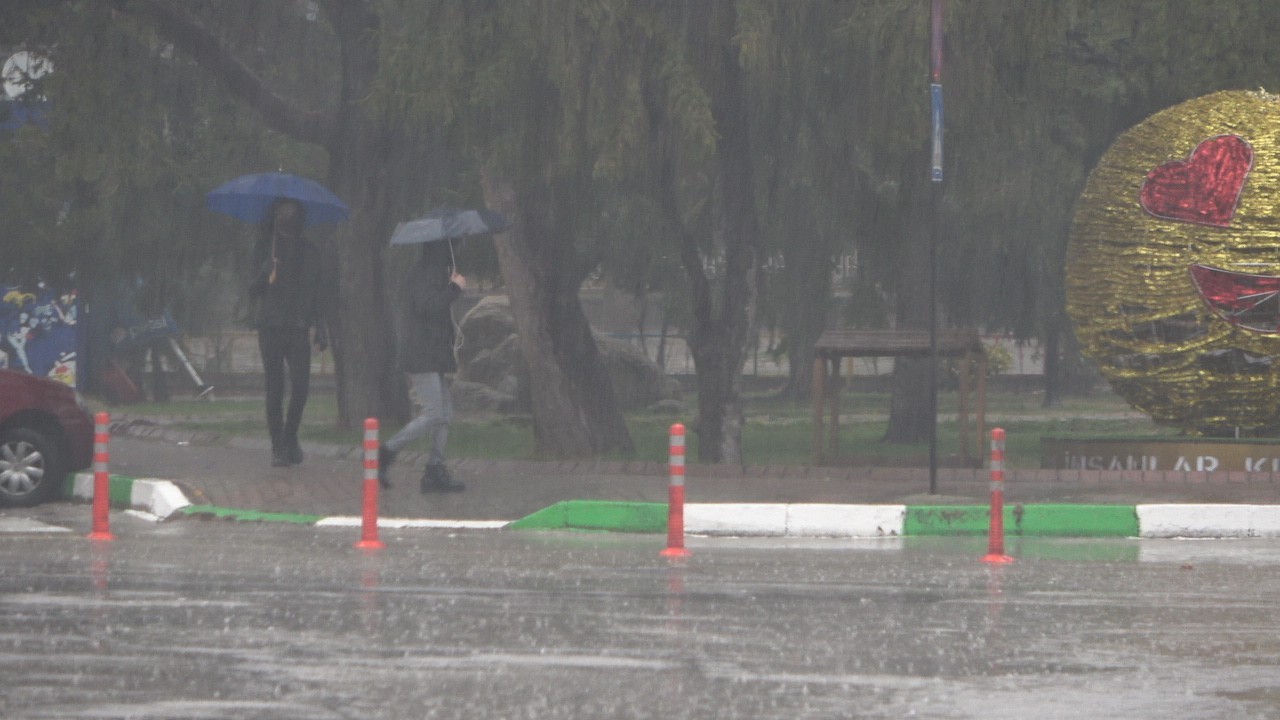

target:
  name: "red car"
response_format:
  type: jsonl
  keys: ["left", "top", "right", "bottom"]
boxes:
{"left": 0, "top": 368, "right": 94, "bottom": 507}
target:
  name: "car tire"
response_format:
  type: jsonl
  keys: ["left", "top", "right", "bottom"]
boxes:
{"left": 0, "top": 427, "right": 66, "bottom": 508}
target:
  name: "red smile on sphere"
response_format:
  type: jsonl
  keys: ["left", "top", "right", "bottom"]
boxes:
{"left": 1140, "top": 135, "right": 1253, "bottom": 227}
{"left": 1189, "top": 264, "right": 1280, "bottom": 333}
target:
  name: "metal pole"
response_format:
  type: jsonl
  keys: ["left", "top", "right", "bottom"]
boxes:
{"left": 929, "top": 188, "right": 939, "bottom": 494}
{"left": 927, "top": 0, "right": 945, "bottom": 494}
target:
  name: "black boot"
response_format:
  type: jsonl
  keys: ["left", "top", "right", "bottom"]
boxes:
{"left": 271, "top": 444, "right": 290, "bottom": 467}
{"left": 377, "top": 444, "right": 397, "bottom": 489}
{"left": 421, "top": 463, "right": 465, "bottom": 493}
{"left": 287, "top": 439, "right": 304, "bottom": 465}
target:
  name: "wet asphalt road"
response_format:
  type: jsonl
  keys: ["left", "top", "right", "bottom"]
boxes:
{"left": 2, "top": 507, "right": 1280, "bottom": 719}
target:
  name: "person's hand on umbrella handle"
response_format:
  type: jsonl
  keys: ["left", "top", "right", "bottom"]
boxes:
{"left": 312, "top": 326, "right": 329, "bottom": 353}
{"left": 451, "top": 271, "right": 466, "bottom": 291}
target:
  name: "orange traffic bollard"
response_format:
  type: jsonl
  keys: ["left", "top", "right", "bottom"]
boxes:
{"left": 981, "top": 427, "right": 1014, "bottom": 564}
{"left": 355, "top": 418, "right": 385, "bottom": 550}
{"left": 87, "top": 412, "right": 114, "bottom": 541}
{"left": 660, "top": 423, "right": 691, "bottom": 558}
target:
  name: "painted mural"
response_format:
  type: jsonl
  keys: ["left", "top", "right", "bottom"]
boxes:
{"left": 0, "top": 284, "right": 78, "bottom": 386}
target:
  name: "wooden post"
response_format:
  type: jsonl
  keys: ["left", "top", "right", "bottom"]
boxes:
{"left": 828, "top": 355, "right": 840, "bottom": 459}
{"left": 976, "top": 352, "right": 988, "bottom": 462}
{"left": 811, "top": 355, "right": 826, "bottom": 464}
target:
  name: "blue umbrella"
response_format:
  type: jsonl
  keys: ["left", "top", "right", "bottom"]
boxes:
{"left": 388, "top": 207, "right": 509, "bottom": 246}
{"left": 206, "top": 172, "right": 350, "bottom": 226}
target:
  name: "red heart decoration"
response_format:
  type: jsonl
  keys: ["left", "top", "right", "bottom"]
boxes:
{"left": 1139, "top": 134, "right": 1253, "bottom": 227}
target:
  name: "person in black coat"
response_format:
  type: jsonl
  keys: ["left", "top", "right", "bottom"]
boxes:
{"left": 249, "top": 198, "right": 330, "bottom": 467}
{"left": 378, "top": 240, "right": 466, "bottom": 492}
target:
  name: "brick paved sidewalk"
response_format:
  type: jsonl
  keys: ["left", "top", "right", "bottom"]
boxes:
{"left": 102, "top": 422, "right": 1280, "bottom": 521}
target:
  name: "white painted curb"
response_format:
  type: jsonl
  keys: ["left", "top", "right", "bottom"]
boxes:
{"left": 1137, "top": 504, "right": 1280, "bottom": 538}
{"left": 686, "top": 503, "right": 788, "bottom": 536}
{"left": 785, "top": 504, "right": 906, "bottom": 537}
{"left": 69, "top": 472, "right": 191, "bottom": 520}
{"left": 69, "top": 472, "right": 95, "bottom": 502}
{"left": 129, "top": 479, "right": 193, "bottom": 519}
{"left": 685, "top": 503, "right": 907, "bottom": 538}
{"left": 315, "top": 517, "right": 510, "bottom": 530}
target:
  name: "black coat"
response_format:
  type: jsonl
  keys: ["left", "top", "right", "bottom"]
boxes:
{"left": 249, "top": 236, "right": 330, "bottom": 332}
{"left": 396, "top": 253, "right": 461, "bottom": 374}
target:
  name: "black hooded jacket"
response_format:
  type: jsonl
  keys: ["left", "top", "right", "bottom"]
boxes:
{"left": 396, "top": 244, "right": 461, "bottom": 373}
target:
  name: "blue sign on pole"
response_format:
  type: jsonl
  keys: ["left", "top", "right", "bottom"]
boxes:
{"left": 930, "top": 83, "right": 944, "bottom": 182}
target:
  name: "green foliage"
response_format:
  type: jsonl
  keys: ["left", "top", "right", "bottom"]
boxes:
{"left": 12, "top": 0, "right": 1280, "bottom": 415}
{"left": 3, "top": 2, "right": 326, "bottom": 330}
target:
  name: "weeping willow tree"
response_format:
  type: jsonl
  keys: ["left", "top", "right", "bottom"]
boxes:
{"left": 1, "top": 4, "right": 323, "bottom": 385}
{"left": 375, "top": 1, "right": 646, "bottom": 457}
{"left": 15, "top": 0, "right": 1280, "bottom": 453}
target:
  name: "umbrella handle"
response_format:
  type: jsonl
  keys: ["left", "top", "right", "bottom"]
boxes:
{"left": 268, "top": 235, "right": 278, "bottom": 285}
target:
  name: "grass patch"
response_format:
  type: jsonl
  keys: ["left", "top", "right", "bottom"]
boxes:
{"left": 99, "top": 387, "right": 1172, "bottom": 469}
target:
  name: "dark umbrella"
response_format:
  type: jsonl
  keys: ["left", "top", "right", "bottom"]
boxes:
{"left": 388, "top": 207, "right": 509, "bottom": 246}
{"left": 389, "top": 207, "right": 510, "bottom": 270}
{"left": 206, "top": 171, "right": 350, "bottom": 226}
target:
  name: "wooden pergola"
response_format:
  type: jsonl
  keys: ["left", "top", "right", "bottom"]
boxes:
{"left": 811, "top": 329, "right": 988, "bottom": 467}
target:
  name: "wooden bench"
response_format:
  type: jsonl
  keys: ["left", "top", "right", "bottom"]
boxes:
{"left": 812, "top": 329, "right": 987, "bottom": 466}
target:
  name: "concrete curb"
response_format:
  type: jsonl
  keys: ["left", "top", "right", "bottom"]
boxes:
{"left": 63, "top": 474, "right": 1280, "bottom": 538}
{"left": 509, "top": 500, "right": 1280, "bottom": 539}
{"left": 67, "top": 472, "right": 193, "bottom": 521}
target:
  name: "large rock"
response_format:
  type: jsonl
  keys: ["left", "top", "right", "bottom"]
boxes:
{"left": 455, "top": 294, "right": 678, "bottom": 412}
{"left": 595, "top": 331, "right": 682, "bottom": 409}
{"left": 455, "top": 295, "right": 517, "bottom": 368}
{"left": 450, "top": 380, "right": 519, "bottom": 413}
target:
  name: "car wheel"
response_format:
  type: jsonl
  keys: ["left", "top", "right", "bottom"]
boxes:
{"left": 0, "top": 427, "right": 65, "bottom": 508}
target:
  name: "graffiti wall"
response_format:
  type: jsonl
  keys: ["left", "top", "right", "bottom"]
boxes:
{"left": 0, "top": 284, "right": 78, "bottom": 386}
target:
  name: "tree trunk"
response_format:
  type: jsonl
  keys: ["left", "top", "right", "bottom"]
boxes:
{"left": 324, "top": 2, "right": 408, "bottom": 428}
{"left": 656, "top": 301, "right": 670, "bottom": 370}
{"left": 785, "top": 336, "right": 819, "bottom": 406}
{"left": 779, "top": 240, "right": 834, "bottom": 405}
{"left": 138, "top": 1, "right": 409, "bottom": 429}
{"left": 680, "top": 37, "right": 760, "bottom": 465}
{"left": 687, "top": 323, "right": 749, "bottom": 463}
{"left": 1042, "top": 316, "right": 1063, "bottom": 408}
{"left": 326, "top": 210, "right": 408, "bottom": 428}
{"left": 884, "top": 171, "right": 936, "bottom": 443}
{"left": 482, "top": 172, "right": 633, "bottom": 458}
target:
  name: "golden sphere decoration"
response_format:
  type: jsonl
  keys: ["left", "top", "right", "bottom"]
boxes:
{"left": 1067, "top": 89, "right": 1280, "bottom": 435}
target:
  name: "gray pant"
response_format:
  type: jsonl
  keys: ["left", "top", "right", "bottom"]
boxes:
{"left": 385, "top": 372, "right": 452, "bottom": 465}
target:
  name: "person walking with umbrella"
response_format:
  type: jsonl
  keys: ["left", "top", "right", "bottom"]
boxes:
{"left": 250, "top": 198, "right": 331, "bottom": 467}
{"left": 377, "top": 239, "right": 467, "bottom": 492}
{"left": 207, "top": 171, "right": 348, "bottom": 467}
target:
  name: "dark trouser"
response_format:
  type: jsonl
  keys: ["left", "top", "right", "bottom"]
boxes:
{"left": 258, "top": 326, "right": 311, "bottom": 451}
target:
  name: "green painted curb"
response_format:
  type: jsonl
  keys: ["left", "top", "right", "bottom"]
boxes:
{"left": 179, "top": 505, "right": 324, "bottom": 524}
{"left": 508, "top": 500, "right": 666, "bottom": 533}
{"left": 61, "top": 472, "right": 137, "bottom": 506}
{"left": 905, "top": 504, "right": 1139, "bottom": 537}
{"left": 109, "top": 476, "right": 134, "bottom": 506}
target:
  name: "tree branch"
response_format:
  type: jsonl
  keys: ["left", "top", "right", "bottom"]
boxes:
{"left": 128, "top": 0, "right": 337, "bottom": 148}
